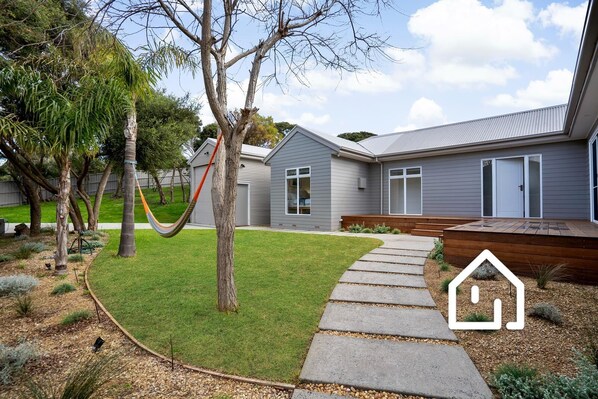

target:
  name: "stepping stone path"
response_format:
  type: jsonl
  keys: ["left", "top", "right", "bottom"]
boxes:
{"left": 295, "top": 234, "right": 493, "bottom": 399}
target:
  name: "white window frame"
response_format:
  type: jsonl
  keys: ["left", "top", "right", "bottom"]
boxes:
{"left": 388, "top": 166, "right": 423, "bottom": 216}
{"left": 285, "top": 166, "right": 311, "bottom": 216}
{"left": 480, "top": 154, "right": 543, "bottom": 218}
{"left": 589, "top": 130, "right": 598, "bottom": 223}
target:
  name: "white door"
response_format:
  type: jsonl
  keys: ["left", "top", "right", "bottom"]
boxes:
{"left": 235, "top": 184, "right": 250, "bottom": 226}
{"left": 496, "top": 158, "right": 524, "bottom": 217}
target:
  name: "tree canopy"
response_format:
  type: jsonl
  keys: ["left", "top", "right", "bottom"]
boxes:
{"left": 338, "top": 131, "right": 377, "bottom": 142}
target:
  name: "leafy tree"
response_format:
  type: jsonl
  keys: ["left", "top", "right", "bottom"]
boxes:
{"left": 103, "top": 0, "right": 391, "bottom": 311}
{"left": 338, "top": 131, "right": 377, "bottom": 142}
{"left": 245, "top": 114, "right": 283, "bottom": 148}
{"left": 192, "top": 123, "right": 219, "bottom": 151}
{"left": 274, "top": 121, "right": 296, "bottom": 137}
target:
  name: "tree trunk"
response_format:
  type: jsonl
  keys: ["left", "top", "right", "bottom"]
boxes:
{"left": 152, "top": 172, "right": 167, "bottom": 205}
{"left": 55, "top": 154, "right": 71, "bottom": 274}
{"left": 212, "top": 135, "right": 245, "bottom": 312}
{"left": 76, "top": 157, "right": 97, "bottom": 231}
{"left": 118, "top": 105, "right": 138, "bottom": 257}
{"left": 170, "top": 167, "right": 175, "bottom": 203}
{"left": 22, "top": 176, "right": 41, "bottom": 237}
{"left": 91, "top": 162, "right": 113, "bottom": 229}
{"left": 112, "top": 169, "right": 124, "bottom": 198}
{"left": 178, "top": 168, "right": 187, "bottom": 202}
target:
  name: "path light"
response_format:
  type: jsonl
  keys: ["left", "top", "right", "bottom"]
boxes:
{"left": 92, "top": 337, "right": 105, "bottom": 352}
{"left": 45, "top": 263, "right": 52, "bottom": 270}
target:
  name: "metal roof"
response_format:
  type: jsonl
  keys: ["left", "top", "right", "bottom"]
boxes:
{"left": 188, "top": 138, "right": 271, "bottom": 165}
{"left": 306, "top": 128, "right": 373, "bottom": 156}
{"left": 360, "top": 104, "right": 567, "bottom": 156}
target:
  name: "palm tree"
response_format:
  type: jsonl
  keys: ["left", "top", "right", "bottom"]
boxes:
{"left": 0, "top": 66, "right": 127, "bottom": 273}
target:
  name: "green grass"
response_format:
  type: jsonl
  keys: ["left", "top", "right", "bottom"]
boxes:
{"left": 51, "top": 283, "right": 77, "bottom": 295}
{"left": 61, "top": 310, "right": 92, "bottom": 325}
{"left": 0, "top": 186, "right": 190, "bottom": 224}
{"left": 89, "top": 230, "right": 380, "bottom": 383}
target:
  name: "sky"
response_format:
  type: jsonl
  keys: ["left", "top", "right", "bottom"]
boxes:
{"left": 139, "top": 0, "right": 589, "bottom": 136}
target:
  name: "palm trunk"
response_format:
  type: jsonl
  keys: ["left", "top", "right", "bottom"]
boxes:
{"left": 91, "top": 162, "right": 113, "bottom": 229}
{"left": 118, "top": 105, "right": 137, "bottom": 257}
{"left": 55, "top": 153, "right": 71, "bottom": 274}
{"left": 112, "top": 169, "right": 124, "bottom": 198}
{"left": 22, "top": 176, "right": 41, "bottom": 237}
{"left": 152, "top": 172, "right": 167, "bottom": 205}
{"left": 68, "top": 193, "right": 85, "bottom": 231}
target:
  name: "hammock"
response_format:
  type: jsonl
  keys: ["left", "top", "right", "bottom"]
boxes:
{"left": 135, "top": 134, "right": 223, "bottom": 238}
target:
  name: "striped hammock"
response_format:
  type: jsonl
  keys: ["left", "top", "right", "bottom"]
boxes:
{"left": 135, "top": 134, "right": 223, "bottom": 238}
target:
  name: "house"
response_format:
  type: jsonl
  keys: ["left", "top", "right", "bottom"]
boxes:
{"left": 188, "top": 138, "right": 271, "bottom": 226}
{"left": 265, "top": 0, "right": 598, "bottom": 234}
{"left": 448, "top": 250, "right": 524, "bottom": 331}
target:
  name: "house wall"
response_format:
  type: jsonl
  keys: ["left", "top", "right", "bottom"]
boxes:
{"left": 190, "top": 148, "right": 271, "bottom": 226}
{"left": 381, "top": 140, "right": 589, "bottom": 219}
{"left": 269, "top": 132, "right": 334, "bottom": 230}
{"left": 330, "top": 157, "right": 376, "bottom": 230}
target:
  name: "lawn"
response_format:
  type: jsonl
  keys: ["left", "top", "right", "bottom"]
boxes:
{"left": 0, "top": 186, "right": 190, "bottom": 224}
{"left": 88, "top": 230, "right": 380, "bottom": 383}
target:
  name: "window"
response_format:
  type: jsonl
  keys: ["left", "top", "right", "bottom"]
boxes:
{"left": 591, "top": 138, "right": 598, "bottom": 222}
{"left": 286, "top": 167, "right": 311, "bottom": 215}
{"left": 389, "top": 167, "right": 422, "bottom": 215}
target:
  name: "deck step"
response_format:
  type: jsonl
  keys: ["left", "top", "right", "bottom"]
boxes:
{"left": 414, "top": 222, "right": 456, "bottom": 231}
{"left": 411, "top": 229, "right": 443, "bottom": 238}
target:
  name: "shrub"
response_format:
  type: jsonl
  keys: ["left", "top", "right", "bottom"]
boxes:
{"left": 338, "top": 227, "right": 345, "bottom": 232}
{"left": 24, "top": 354, "right": 121, "bottom": 398}
{"left": 533, "top": 264, "right": 566, "bottom": 289}
{"left": 80, "top": 230, "right": 95, "bottom": 236}
{"left": 13, "top": 247, "right": 33, "bottom": 260}
{"left": 391, "top": 228, "right": 401, "bottom": 234}
{"left": 86, "top": 241, "right": 104, "bottom": 249}
{"left": 439, "top": 261, "right": 450, "bottom": 271}
{"left": 51, "top": 283, "right": 76, "bottom": 296}
{"left": 361, "top": 228, "right": 373, "bottom": 234}
{"left": 372, "top": 224, "right": 391, "bottom": 234}
{"left": 429, "top": 239, "right": 444, "bottom": 262}
{"left": 440, "top": 278, "right": 459, "bottom": 294}
{"left": 14, "top": 295, "right": 33, "bottom": 317}
{"left": 471, "top": 260, "right": 499, "bottom": 280}
{"left": 0, "top": 254, "right": 15, "bottom": 263}
{"left": 493, "top": 363, "right": 538, "bottom": 380}
{"left": 68, "top": 254, "right": 84, "bottom": 263}
{"left": 40, "top": 227, "right": 55, "bottom": 235}
{"left": 527, "top": 303, "right": 563, "bottom": 325}
{"left": 61, "top": 310, "right": 92, "bottom": 326}
{"left": 0, "top": 275, "right": 39, "bottom": 297}
{"left": 464, "top": 313, "right": 491, "bottom": 322}
{"left": 348, "top": 223, "right": 364, "bottom": 233}
{"left": 13, "top": 235, "right": 28, "bottom": 241}
{"left": 21, "top": 242, "right": 46, "bottom": 253}
{"left": 0, "top": 342, "right": 37, "bottom": 385}
{"left": 492, "top": 352, "right": 598, "bottom": 399}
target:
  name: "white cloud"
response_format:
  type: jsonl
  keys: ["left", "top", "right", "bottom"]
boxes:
{"left": 395, "top": 97, "right": 447, "bottom": 131}
{"left": 539, "top": 2, "right": 587, "bottom": 38}
{"left": 408, "top": 0, "right": 557, "bottom": 86}
{"left": 487, "top": 69, "right": 573, "bottom": 109}
{"left": 291, "top": 112, "right": 331, "bottom": 126}
{"left": 159, "top": 28, "right": 181, "bottom": 45}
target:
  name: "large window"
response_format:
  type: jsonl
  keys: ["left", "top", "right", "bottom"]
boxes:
{"left": 389, "top": 167, "right": 422, "bottom": 215}
{"left": 481, "top": 155, "right": 542, "bottom": 218}
{"left": 286, "top": 167, "right": 311, "bottom": 215}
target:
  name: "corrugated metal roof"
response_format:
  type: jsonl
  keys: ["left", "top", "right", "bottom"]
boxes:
{"left": 205, "top": 138, "right": 271, "bottom": 158}
{"left": 307, "top": 128, "right": 373, "bottom": 155}
{"left": 371, "top": 104, "right": 567, "bottom": 156}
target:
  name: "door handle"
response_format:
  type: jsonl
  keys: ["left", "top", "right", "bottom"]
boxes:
{"left": 518, "top": 184, "right": 524, "bottom": 191}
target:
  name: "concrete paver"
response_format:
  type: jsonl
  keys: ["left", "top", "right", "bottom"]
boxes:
{"left": 339, "top": 270, "right": 426, "bottom": 288}
{"left": 329, "top": 283, "right": 436, "bottom": 307}
{"left": 349, "top": 261, "right": 423, "bottom": 275}
{"left": 300, "top": 334, "right": 492, "bottom": 399}
{"left": 319, "top": 302, "right": 457, "bottom": 341}
{"left": 371, "top": 248, "right": 429, "bottom": 257}
{"left": 291, "top": 389, "right": 351, "bottom": 399}
{"left": 360, "top": 253, "right": 425, "bottom": 265}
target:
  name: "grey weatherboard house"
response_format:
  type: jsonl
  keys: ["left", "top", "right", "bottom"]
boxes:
{"left": 188, "top": 138, "right": 271, "bottom": 226}
{"left": 264, "top": 0, "right": 598, "bottom": 232}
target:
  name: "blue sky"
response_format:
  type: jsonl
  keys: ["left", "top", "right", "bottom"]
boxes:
{"left": 143, "top": 0, "right": 588, "bottom": 135}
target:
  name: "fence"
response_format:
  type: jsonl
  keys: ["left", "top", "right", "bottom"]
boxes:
{"left": 0, "top": 169, "right": 188, "bottom": 207}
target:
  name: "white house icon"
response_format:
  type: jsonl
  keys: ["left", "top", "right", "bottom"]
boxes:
{"left": 448, "top": 249, "right": 525, "bottom": 331}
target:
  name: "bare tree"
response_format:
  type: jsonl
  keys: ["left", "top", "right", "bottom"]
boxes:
{"left": 99, "top": 0, "right": 392, "bottom": 311}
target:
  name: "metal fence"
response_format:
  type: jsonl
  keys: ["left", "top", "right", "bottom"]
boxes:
{"left": 0, "top": 169, "right": 188, "bottom": 207}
